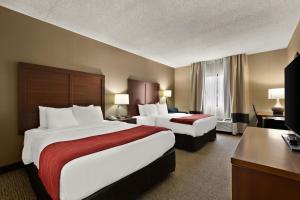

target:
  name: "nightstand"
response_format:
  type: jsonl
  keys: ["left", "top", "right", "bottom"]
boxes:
{"left": 118, "top": 117, "right": 136, "bottom": 124}
{"left": 106, "top": 117, "right": 136, "bottom": 124}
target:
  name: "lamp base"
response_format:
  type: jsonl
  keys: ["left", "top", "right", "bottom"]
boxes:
{"left": 272, "top": 107, "right": 284, "bottom": 116}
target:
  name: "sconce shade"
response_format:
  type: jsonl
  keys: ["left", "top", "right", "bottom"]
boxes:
{"left": 114, "top": 94, "right": 129, "bottom": 105}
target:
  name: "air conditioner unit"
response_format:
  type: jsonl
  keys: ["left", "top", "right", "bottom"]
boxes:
{"left": 216, "top": 118, "right": 238, "bottom": 135}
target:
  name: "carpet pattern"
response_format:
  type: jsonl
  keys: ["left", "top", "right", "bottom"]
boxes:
{"left": 0, "top": 134, "right": 240, "bottom": 200}
{"left": 0, "top": 169, "right": 36, "bottom": 200}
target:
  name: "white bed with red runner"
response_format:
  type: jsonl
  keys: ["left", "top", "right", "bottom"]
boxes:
{"left": 135, "top": 113, "right": 217, "bottom": 137}
{"left": 22, "top": 120, "right": 175, "bottom": 200}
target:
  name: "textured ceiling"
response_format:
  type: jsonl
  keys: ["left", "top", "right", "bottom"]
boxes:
{"left": 1, "top": 0, "right": 300, "bottom": 67}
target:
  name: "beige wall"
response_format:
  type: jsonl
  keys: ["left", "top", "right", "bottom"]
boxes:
{"left": 175, "top": 50, "right": 287, "bottom": 124}
{"left": 249, "top": 20, "right": 299, "bottom": 123}
{"left": 0, "top": 7, "right": 174, "bottom": 166}
{"left": 175, "top": 21, "right": 300, "bottom": 124}
{"left": 248, "top": 49, "right": 287, "bottom": 123}
{"left": 287, "top": 21, "right": 300, "bottom": 62}
{"left": 174, "top": 66, "right": 190, "bottom": 112}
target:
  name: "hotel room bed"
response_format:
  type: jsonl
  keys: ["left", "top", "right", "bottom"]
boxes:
{"left": 128, "top": 79, "right": 217, "bottom": 152}
{"left": 18, "top": 63, "right": 176, "bottom": 200}
{"left": 135, "top": 113, "right": 217, "bottom": 137}
{"left": 23, "top": 121, "right": 175, "bottom": 200}
{"left": 134, "top": 113, "right": 217, "bottom": 151}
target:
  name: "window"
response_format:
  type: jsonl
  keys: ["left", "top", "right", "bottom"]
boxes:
{"left": 202, "top": 58, "right": 230, "bottom": 119}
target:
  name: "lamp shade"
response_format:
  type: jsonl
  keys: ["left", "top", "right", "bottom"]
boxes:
{"left": 163, "top": 90, "right": 172, "bottom": 97}
{"left": 114, "top": 94, "right": 129, "bottom": 105}
{"left": 268, "top": 88, "right": 284, "bottom": 99}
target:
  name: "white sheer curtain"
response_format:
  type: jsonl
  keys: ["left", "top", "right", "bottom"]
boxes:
{"left": 202, "top": 58, "right": 231, "bottom": 119}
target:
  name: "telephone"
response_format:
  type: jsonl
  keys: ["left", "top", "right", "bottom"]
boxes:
{"left": 107, "top": 115, "right": 118, "bottom": 121}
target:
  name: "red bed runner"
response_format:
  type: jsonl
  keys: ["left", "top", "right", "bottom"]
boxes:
{"left": 38, "top": 125, "right": 168, "bottom": 200}
{"left": 170, "top": 114, "right": 212, "bottom": 125}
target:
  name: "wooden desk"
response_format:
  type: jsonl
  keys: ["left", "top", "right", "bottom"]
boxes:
{"left": 256, "top": 111, "right": 284, "bottom": 117}
{"left": 262, "top": 116, "right": 287, "bottom": 130}
{"left": 231, "top": 127, "right": 300, "bottom": 200}
{"left": 256, "top": 111, "right": 284, "bottom": 128}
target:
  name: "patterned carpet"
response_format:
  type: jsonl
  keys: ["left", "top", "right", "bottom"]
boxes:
{"left": 0, "top": 169, "right": 36, "bottom": 200}
{"left": 0, "top": 134, "right": 240, "bottom": 200}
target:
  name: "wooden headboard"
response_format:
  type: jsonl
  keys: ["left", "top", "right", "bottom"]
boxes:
{"left": 127, "top": 79, "right": 159, "bottom": 116}
{"left": 18, "top": 62, "right": 105, "bottom": 134}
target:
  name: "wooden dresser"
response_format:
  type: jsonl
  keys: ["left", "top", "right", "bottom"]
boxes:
{"left": 231, "top": 127, "right": 300, "bottom": 200}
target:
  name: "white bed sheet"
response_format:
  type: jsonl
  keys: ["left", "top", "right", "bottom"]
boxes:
{"left": 22, "top": 121, "right": 175, "bottom": 200}
{"left": 134, "top": 113, "right": 217, "bottom": 137}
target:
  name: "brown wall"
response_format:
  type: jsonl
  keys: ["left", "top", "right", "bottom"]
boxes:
{"left": 287, "top": 21, "right": 300, "bottom": 62}
{"left": 174, "top": 50, "right": 287, "bottom": 124}
{"left": 249, "top": 20, "right": 299, "bottom": 123}
{"left": 248, "top": 49, "right": 287, "bottom": 123}
{"left": 174, "top": 66, "right": 190, "bottom": 112}
{"left": 175, "top": 21, "right": 300, "bottom": 124}
{"left": 0, "top": 6, "right": 174, "bottom": 166}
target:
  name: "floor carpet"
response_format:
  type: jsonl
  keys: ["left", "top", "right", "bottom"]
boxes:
{"left": 0, "top": 133, "right": 240, "bottom": 200}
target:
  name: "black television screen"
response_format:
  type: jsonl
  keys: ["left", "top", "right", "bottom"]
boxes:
{"left": 285, "top": 55, "right": 300, "bottom": 136}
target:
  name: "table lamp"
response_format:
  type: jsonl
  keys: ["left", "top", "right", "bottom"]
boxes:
{"left": 114, "top": 94, "right": 129, "bottom": 117}
{"left": 163, "top": 90, "right": 172, "bottom": 106}
{"left": 268, "top": 88, "right": 284, "bottom": 115}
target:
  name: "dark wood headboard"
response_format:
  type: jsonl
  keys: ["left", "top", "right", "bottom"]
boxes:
{"left": 18, "top": 62, "right": 105, "bottom": 134}
{"left": 127, "top": 79, "right": 159, "bottom": 116}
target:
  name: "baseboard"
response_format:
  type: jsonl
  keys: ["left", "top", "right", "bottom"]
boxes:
{"left": 0, "top": 161, "right": 24, "bottom": 174}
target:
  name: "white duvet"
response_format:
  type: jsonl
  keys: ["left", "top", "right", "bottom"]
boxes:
{"left": 134, "top": 113, "right": 217, "bottom": 137}
{"left": 22, "top": 121, "right": 175, "bottom": 200}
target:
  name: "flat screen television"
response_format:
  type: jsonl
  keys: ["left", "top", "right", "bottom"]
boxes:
{"left": 285, "top": 55, "right": 300, "bottom": 136}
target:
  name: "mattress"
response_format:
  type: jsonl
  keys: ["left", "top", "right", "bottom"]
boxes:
{"left": 134, "top": 113, "right": 217, "bottom": 137}
{"left": 22, "top": 121, "right": 175, "bottom": 200}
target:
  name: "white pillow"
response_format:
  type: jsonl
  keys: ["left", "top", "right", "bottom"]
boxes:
{"left": 47, "top": 107, "right": 78, "bottom": 129}
{"left": 72, "top": 105, "right": 104, "bottom": 124}
{"left": 138, "top": 104, "right": 146, "bottom": 116}
{"left": 94, "top": 106, "right": 104, "bottom": 121}
{"left": 143, "top": 104, "right": 158, "bottom": 116}
{"left": 39, "top": 106, "right": 49, "bottom": 129}
{"left": 156, "top": 103, "right": 168, "bottom": 115}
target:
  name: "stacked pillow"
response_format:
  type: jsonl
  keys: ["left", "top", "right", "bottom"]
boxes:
{"left": 38, "top": 105, "right": 104, "bottom": 129}
{"left": 138, "top": 103, "right": 168, "bottom": 116}
{"left": 156, "top": 103, "right": 169, "bottom": 115}
{"left": 72, "top": 105, "right": 104, "bottom": 125}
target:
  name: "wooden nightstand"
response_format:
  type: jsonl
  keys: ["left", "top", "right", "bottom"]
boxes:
{"left": 106, "top": 117, "right": 136, "bottom": 124}
{"left": 118, "top": 117, "right": 136, "bottom": 124}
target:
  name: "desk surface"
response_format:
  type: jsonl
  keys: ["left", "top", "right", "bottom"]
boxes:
{"left": 231, "top": 127, "right": 300, "bottom": 181}
{"left": 256, "top": 111, "right": 284, "bottom": 117}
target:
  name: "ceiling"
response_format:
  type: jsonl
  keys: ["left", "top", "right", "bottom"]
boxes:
{"left": 1, "top": 0, "right": 300, "bottom": 67}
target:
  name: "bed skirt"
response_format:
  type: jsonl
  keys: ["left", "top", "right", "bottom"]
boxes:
{"left": 175, "top": 127, "right": 216, "bottom": 152}
{"left": 26, "top": 147, "right": 176, "bottom": 200}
